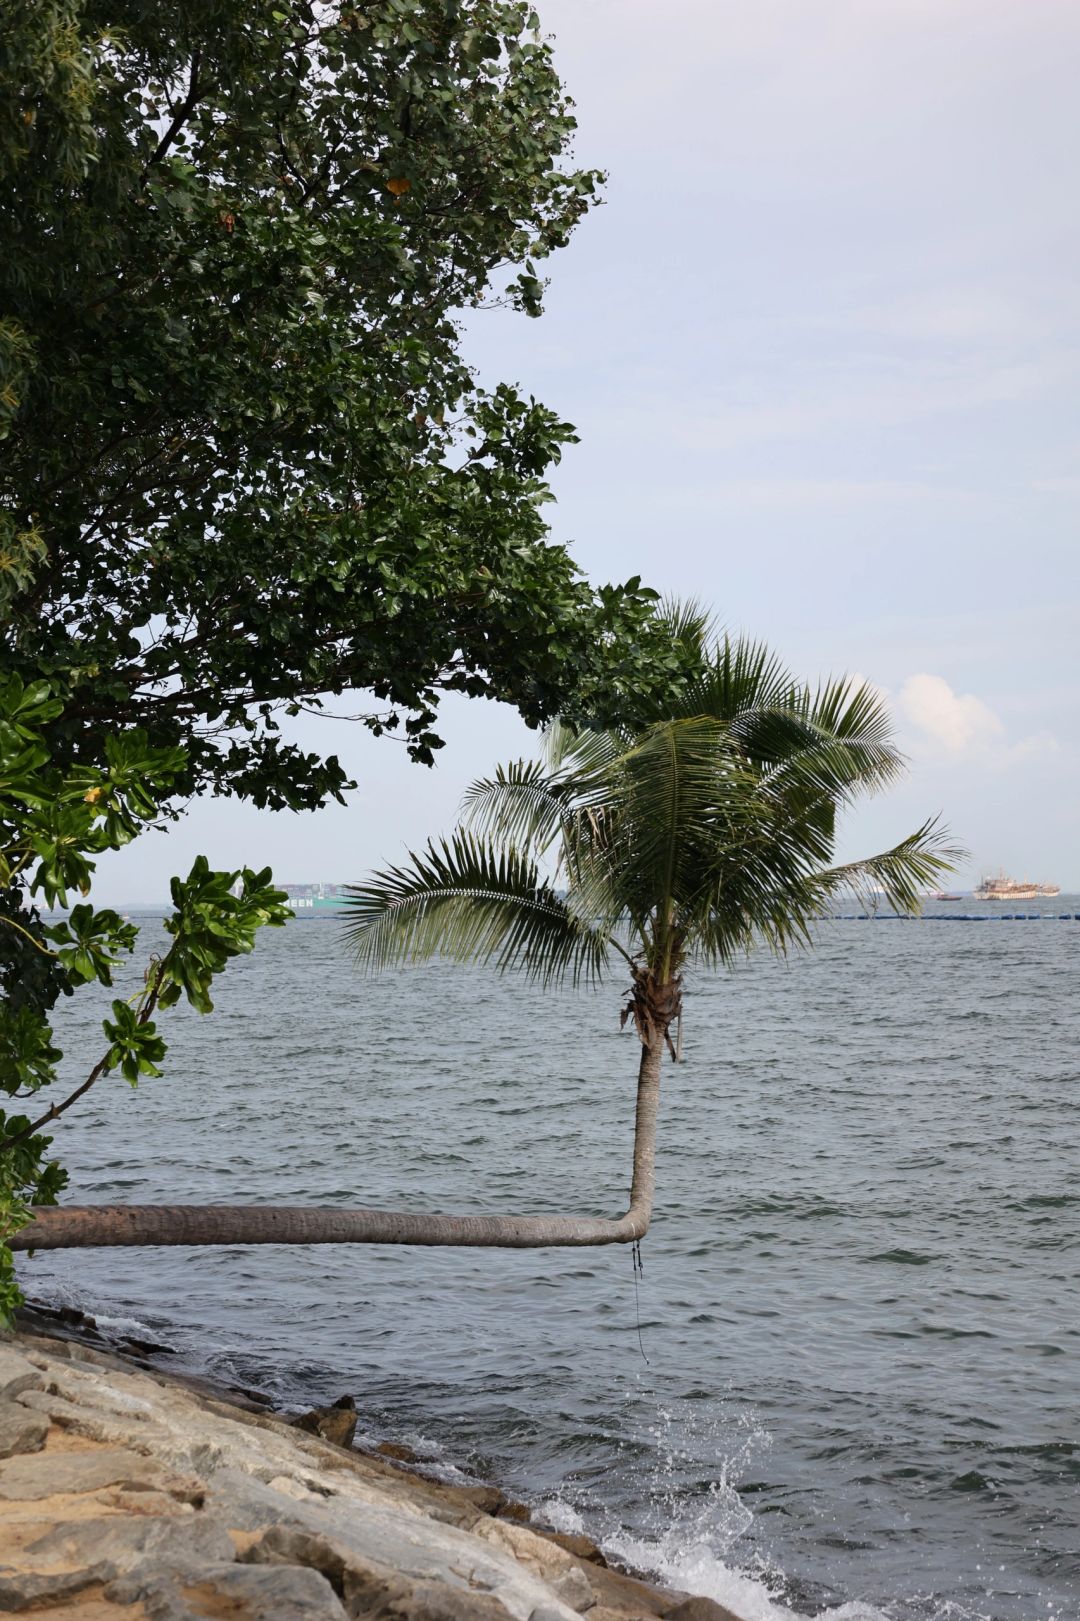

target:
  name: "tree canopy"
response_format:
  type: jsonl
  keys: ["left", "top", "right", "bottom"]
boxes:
{"left": 0, "top": 0, "right": 705, "bottom": 1316}
{"left": 2, "top": 0, "right": 691, "bottom": 811}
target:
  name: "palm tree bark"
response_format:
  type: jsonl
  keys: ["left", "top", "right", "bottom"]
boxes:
{"left": 8, "top": 1039, "right": 664, "bottom": 1252}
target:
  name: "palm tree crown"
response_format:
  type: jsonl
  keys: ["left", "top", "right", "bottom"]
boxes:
{"left": 344, "top": 623, "right": 957, "bottom": 1030}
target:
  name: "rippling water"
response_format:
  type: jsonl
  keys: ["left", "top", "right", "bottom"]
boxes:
{"left": 25, "top": 905, "right": 1080, "bottom": 1621}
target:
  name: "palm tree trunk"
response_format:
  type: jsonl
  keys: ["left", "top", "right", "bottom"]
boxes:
{"left": 9, "top": 1038, "right": 665, "bottom": 1252}
{"left": 625, "top": 1030, "right": 664, "bottom": 1235}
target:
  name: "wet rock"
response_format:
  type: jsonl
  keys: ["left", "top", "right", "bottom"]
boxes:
{"left": 21, "top": 1302, "right": 105, "bottom": 1339}
{"left": 496, "top": 1499, "right": 532, "bottom": 1524}
{"left": 0, "top": 1562, "right": 116, "bottom": 1610}
{"left": 110, "top": 1562, "right": 348, "bottom": 1620}
{"left": 294, "top": 1395, "right": 358, "bottom": 1449}
{"left": 0, "top": 1348, "right": 42, "bottom": 1403}
{"left": 26, "top": 1512, "right": 236, "bottom": 1575}
{"left": 117, "top": 1333, "right": 175, "bottom": 1358}
{"left": 0, "top": 1446, "right": 203, "bottom": 1503}
{"left": 664, "top": 1598, "right": 745, "bottom": 1621}
{"left": 0, "top": 1400, "right": 49, "bottom": 1459}
{"left": 455, "top": 1484, "right": 510, "bottom": 1517}
{"left": 231, "top": 1384, "right": 275, "bottom": 1408}
{"left": 376, "top": 1439, "right": 420, "bottom": 1463}
{"left": 576, "top": 1564, "right": 671, "bottom": 1618}
{"left": 542, "top": 1533, "right": 608, "bottom": 1570}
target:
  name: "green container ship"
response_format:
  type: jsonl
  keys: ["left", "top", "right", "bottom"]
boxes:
{"left": 280, "top": 883, "right": 350, "bottom": 911}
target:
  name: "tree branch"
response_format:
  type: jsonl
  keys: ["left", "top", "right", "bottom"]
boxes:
{"left": 144, "top": 50, "right": 204, "bottom": 173}
{"left": 0, "top": 962, "right": 166, "bottom": 1155}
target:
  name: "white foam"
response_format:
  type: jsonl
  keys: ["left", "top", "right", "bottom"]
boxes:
{"left": 602, "top": 1525, "right": 806, "bottom": 1621}
{"left": 92, "top": 1311, "right": 162, "bottom": 1340}
{"left": 536, "top": 1498, "right": 587, "bottom": 1536}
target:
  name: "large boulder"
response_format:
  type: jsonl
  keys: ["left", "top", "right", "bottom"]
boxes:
{"left": 0, "top": 1347, "right": 43, "bottom": 1403}
{"left": 0, "top": 1401, "right": 48, "bottom": 1460}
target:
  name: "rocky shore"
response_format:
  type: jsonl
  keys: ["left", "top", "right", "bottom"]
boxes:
{"left": 0, "top": 1320, "right": 748, "bottom": 1621}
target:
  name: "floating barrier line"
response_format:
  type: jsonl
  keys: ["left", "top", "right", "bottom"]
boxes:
{"left": 830, "top": 913, "right": 1080, "bottom": 922}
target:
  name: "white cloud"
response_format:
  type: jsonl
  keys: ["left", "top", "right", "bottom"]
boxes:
{"left": 898, "top": 673, "right": 1005, "bottom": 754}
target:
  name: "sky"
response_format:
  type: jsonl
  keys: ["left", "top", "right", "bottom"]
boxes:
{"left": 97, "top": 0, "right": 1080, "bottom": 902}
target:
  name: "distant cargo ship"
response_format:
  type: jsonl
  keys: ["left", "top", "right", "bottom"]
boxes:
{"left": 280, "top": 883, "right": 350, "bottom": 911}
{"left": 974, "top": 871, "right": 1060, "bottom": 901}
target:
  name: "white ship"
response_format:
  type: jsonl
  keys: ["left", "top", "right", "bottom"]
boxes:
{"left": 974, "top": 870, "right": 1060, "bottom": 901}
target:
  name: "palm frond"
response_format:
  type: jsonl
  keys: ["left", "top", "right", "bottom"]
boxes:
{"left": 461, "top": 759, "right": 574, "bottom": 856}
{"left": 655, "top": 596, "right": 717, "bottom": 667}
{"left": 738, "top": 680, "right": 907, "bottom": 818}
{"left": 574, "top": 718, "right": 766, "bottom": 930}
{"left": 802, "top": 819, "right": 965, "bottom": 916}
{"left": 674, "top": 634, "right": 798, "bottom": 724}
{"left": 343, "top": 831, "right": 612, "bottom": 986}
{"left": 543, "top": 718, "right": 629, "bottom": 775}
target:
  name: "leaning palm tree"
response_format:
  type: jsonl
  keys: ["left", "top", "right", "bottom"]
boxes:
{"left": 340, "top": 620, "right": 958, "bottom": 1243}
{"left": 10, "top": 619, "right": 957, "bottom": 1256}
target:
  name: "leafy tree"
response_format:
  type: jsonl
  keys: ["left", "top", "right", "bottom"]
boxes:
{"left": 12, "top": 623, "right": 956, "bottom": 1257}
{"left": 1, "top": 1, "right": 702, "bottom": 1294}
{"left": 2, "top": 0, "right": 691, "bottom": 816}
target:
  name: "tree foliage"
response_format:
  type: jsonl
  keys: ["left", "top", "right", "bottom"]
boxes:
{"left": 2, "top": 0, "right": 691, "bottom": 813}
{"left": 0, "top": 676, "right": 291, "bottom": 1320}
{"left": 0, "top": 1, "right": 707, "bottom": 1308}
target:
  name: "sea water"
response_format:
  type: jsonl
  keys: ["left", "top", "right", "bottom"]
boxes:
{"left": 24, "top": 906, "right": 1080, "bottom": 1620}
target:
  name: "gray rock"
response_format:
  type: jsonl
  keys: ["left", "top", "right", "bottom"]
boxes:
{"left": 242, "top": 1522, "right": 406, "bottom": 1612}
{"left": 385, "top": 1580, "right": 516, "bottom": 1621}
{"left": 240, "top": 1522, "right": 351, "bottom": 1582}
{"left": 109, "top": 1562, "right": 348, "bottom": 1620}
{"left": 546, "top": 1566, "right": 596, "bottom": 1614}
{"left": 0, "top": 1561, "right": 115, "bottom": 1611}
{"left": 0, "top": 1401, "right": 48, "bottom": 1459}
{"left": 15, "top": 1389, "right": 142, "bottom": 1448}
{"left": 206, "top": 1471, "right": 579, "bottom": 1621}
{"left": 238, "top": 1523, "right": 512, "bottom": 1621}
{"left": 0, "top": 1446, "right": 201, "bottom": 1502}
{"left": 0, "top": 1348, "right": 42, "bottom": 1404}
{"left": 26, "top": 1511, "right": 236, "bottom": 1575}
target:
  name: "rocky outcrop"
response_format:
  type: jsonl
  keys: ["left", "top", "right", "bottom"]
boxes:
{"left": 292, "top": 1396, "right": 359, "bottom": 1450}
{"left": 0, "top": 1329, "right": 747, "bottom": 1621}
